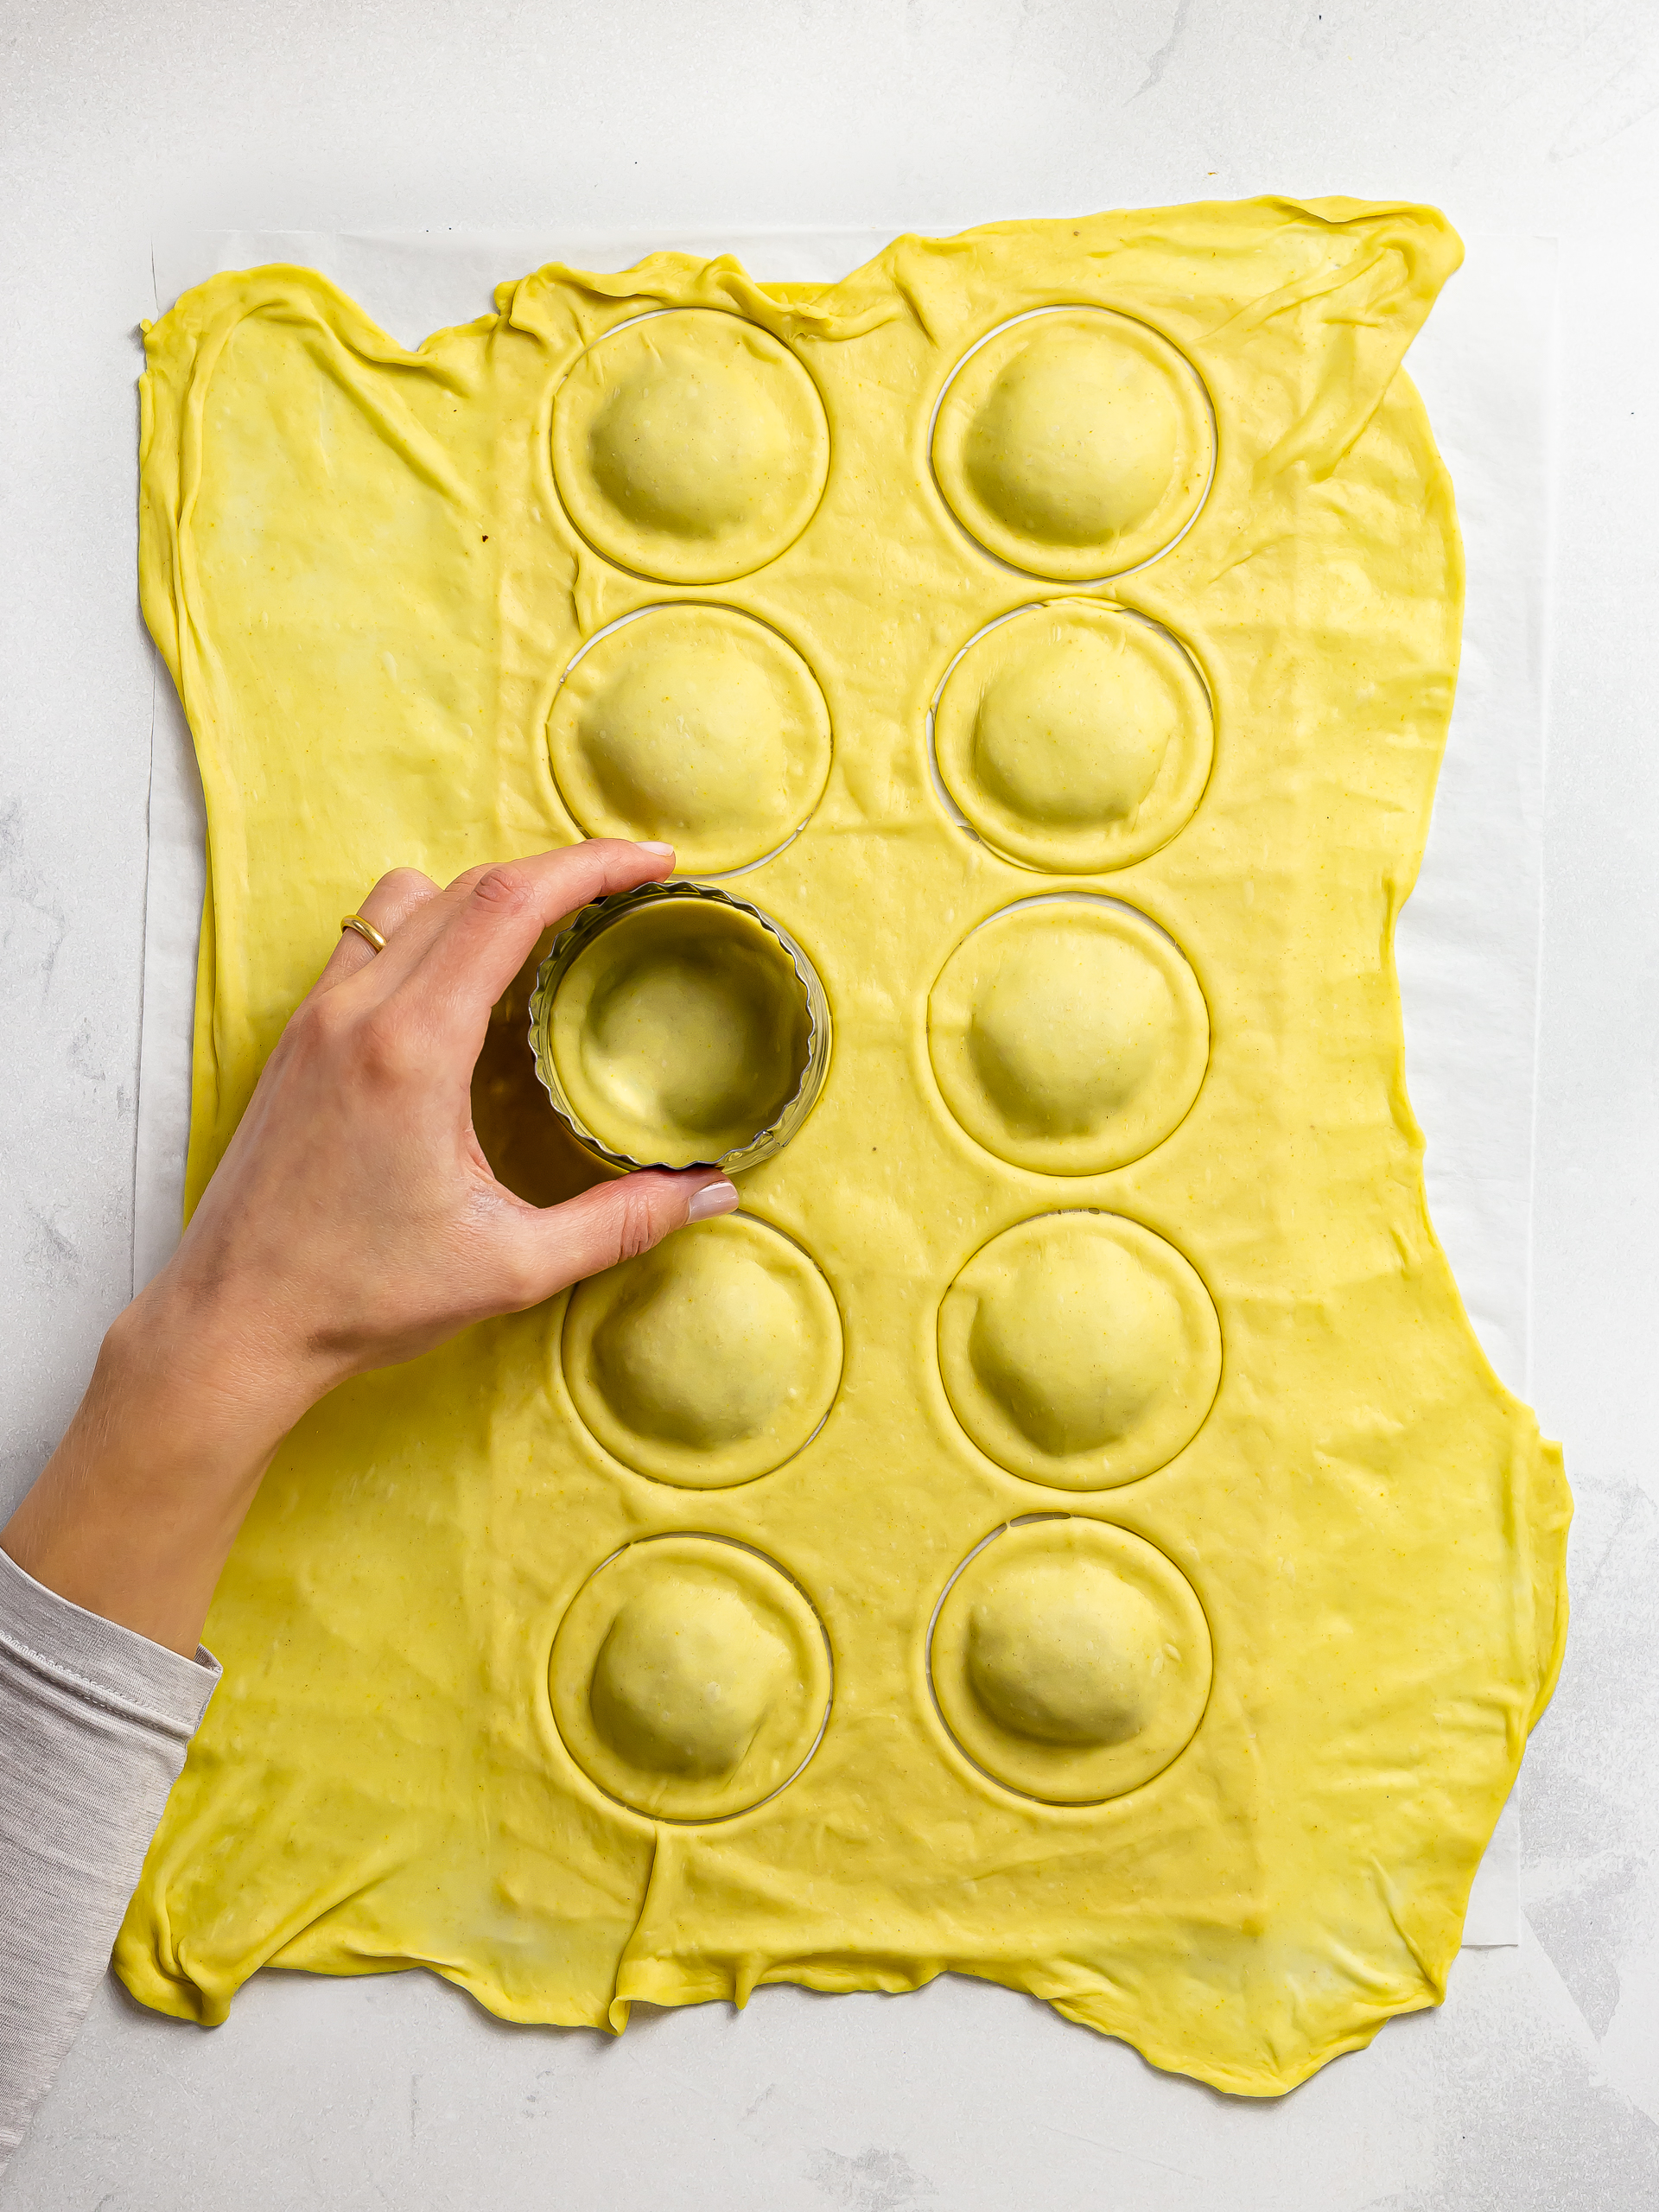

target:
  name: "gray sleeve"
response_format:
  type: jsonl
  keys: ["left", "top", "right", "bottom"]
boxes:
{"left": 0, "top": 1543, "right": 219, "bottom": 2173}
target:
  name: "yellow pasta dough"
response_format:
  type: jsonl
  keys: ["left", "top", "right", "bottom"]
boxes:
{"left": 931, "top": 307, "right": 1213, "bottom": 577}
{"left": 550, "top": 1533, "right": 832, "bottom": 1821}
{"left": 931, "top": 601, "right": 1213, "bottom": 871}
{"left": 551, "top": 308, "right": 830, "bottom": 582}
{"left": 562, "top": 1213, "right": 842, "bottom": 1488}
{"left": 546, "top": 602, "right": 831, "bottom": 873}
{"left": 938, "top": 1211, "right": 1223, "bottom": 1487}
{"left": 927, "top": 898, "right": 1210, "bottom": 1173}
{"left": 120, "top": 199, "right": 1568, "bottom": 2097}
{"left": 544, "top": 894, "right": 812, "bottom": 1166}
{"left": 930, "top": 1516, "right": 1212, "bottom": 1804}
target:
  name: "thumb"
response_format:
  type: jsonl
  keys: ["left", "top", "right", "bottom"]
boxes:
{"left": 508, "top": 1169, "right": 740, "bottom": 1306}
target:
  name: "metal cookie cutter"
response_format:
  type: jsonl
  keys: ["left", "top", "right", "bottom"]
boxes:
{"left": 528, "top": 879, "right": 832, "bottom": 1175}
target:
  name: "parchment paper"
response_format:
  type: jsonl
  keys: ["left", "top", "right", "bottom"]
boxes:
{"left": 137, "top": 225, "right": 1557, "bottom": 1946}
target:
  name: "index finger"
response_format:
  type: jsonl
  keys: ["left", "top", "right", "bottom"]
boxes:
{"left": 388, "top": 839, "right": 675, "bottom": 1040}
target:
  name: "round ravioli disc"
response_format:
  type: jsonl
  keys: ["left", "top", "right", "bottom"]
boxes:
{"left": 552, "top": 310, "right": 830, "bottom": 583}
{"left": 929, "top": 900, "right": 1209, "bottom": 1175}
{"left": 563, "top": 1212, "right": 842, "bottom": 1487}
{"left": 938, "top": 1212, "right": 1221, "bottom": 1488}
{"left": 932, "top": 601, "right": 1212, "bottom": 873}
{"left": 930, "top": 1517, "right": 1211, "bottom": 1802}
{"left": 550, "top": 1535, "right": 831, "bottom": 1821}
{"left": 548, "top": 896, "right": 813, "bottom": 1167}
{"left": 548, "top": 605, "right": 832, "bottom": 874}
{"left": 931, "top": 307, "right": 1211, "bottom": 579}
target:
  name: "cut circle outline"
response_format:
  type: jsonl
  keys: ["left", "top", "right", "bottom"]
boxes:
{"left": 548, "top": 1529, "right": 834, "bottom": 1824}
{"left": 927, "top": 895, "right": 1211, "bottom": 1176}
{"left": 551, "top": 308, "right": 831, "bottom": 585}
{"left": 928, "top": 305, "right": 1217, "bottom": 582}
{"left": 545, "top": 601, "right": 834, "bottom": 879}
{"left": 936, "top": 1209, "right": 1223, "bottom": 1490}
{"left": 561, "top": 1209, "right": 844, "bottom": 1489}
{"left": 925, "top": 1513, "right": 1212, "bottom": 1805}
{"left": 925, "top": 599, "right": 1215, "bottom": 874}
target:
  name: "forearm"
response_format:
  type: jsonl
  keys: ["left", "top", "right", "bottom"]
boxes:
{"left": 0, "top": 837, "right": 726, "bottom": 2171}
{"left": 0, "top": 1300, "right": 251, "bottom": 2169}
{"left": 0, "top": 1544, "right": 219, "bottom": 2173}
{"left": 0, "top": 1281, "right": 315, "bottom": 1659}
{"left": 0, "top": 1265, "right": 327, "bottom": 2171}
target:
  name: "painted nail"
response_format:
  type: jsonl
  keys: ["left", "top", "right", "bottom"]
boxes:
{"left": 686, "top": 1179, "right": 740, "bottom": 1222}
{"left": 637, "top": 841, "right": 675, "bottom": 857}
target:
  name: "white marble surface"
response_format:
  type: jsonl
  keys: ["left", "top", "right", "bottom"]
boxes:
{"left": 2, "top": 2, "right": 1656, "bottom": 2204}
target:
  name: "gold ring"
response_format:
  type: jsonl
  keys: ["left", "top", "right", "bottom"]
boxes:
{"left": 340, "top": 912, "right": 387, "bottom": 954}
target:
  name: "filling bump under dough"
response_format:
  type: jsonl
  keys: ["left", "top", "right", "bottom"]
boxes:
{"left": 546, "top": 603, "right": 832, "bottom": 874}
{"left": 550, "top": 1535, "right": 831, "bottom": 1821}
{"left": 563, "top": 1213, "right": 843, "bottom": 1488}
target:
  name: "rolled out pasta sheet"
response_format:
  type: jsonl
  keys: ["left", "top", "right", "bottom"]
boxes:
{"left": 137, "top": 223, "right": 1556, "bottom": 1948}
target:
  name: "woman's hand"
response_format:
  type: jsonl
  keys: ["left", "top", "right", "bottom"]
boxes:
{"left": 2, "top": 840, "right": 736, "bottom": 1656}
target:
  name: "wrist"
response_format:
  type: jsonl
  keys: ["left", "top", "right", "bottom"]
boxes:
{"left": 0, "top": 1278, "right": 327, "bottom": 1658}
{"left": 111, "top": 1258, "right": 337, "bottom": 1469}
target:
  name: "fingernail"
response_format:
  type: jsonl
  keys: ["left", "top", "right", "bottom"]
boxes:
{"left": 637, "top": 841, "right": 675, "bottom": 858}
{"left": 686, "top": 1178, "right": 739, "bottom": 1222}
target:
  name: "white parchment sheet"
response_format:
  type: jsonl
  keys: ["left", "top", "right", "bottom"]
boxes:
{"left": 137, "top": 226, "right": 1557, "bottom": 1947}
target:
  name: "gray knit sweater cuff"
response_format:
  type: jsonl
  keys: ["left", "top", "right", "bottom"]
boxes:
{"left": 0, "top": 1543, "right": 219, "bottom": 2172}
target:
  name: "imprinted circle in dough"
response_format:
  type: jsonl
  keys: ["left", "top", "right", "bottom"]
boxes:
{"left": 563, "top": 1212, "right": 843, "bottom": 1488}
{"left": 552, "top": 310, "right": 830, "bottom": 583}
{"left": 931, "top": 307, "right": 1212, "bottom": 579}
{"left": 549, "top": 1534, "right": 832, "bottom": 1821}
{"left": 928, "top": 899, "right": 1210, "bottom": 1176}
{"left": 929, "top": 1516, "right": 1211, "bottom": 1802}
{"left": 931, "top": 601, "right": 1212, "bottom": 873}
{"left": 547, "top": 605, "right": 832, "bottom": 874}
{"left": 547, "top": 896, "right": 813, "bottom": 1168}
{"left": 938, "top": 1212, "right": 1222, "bottom": 1488}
